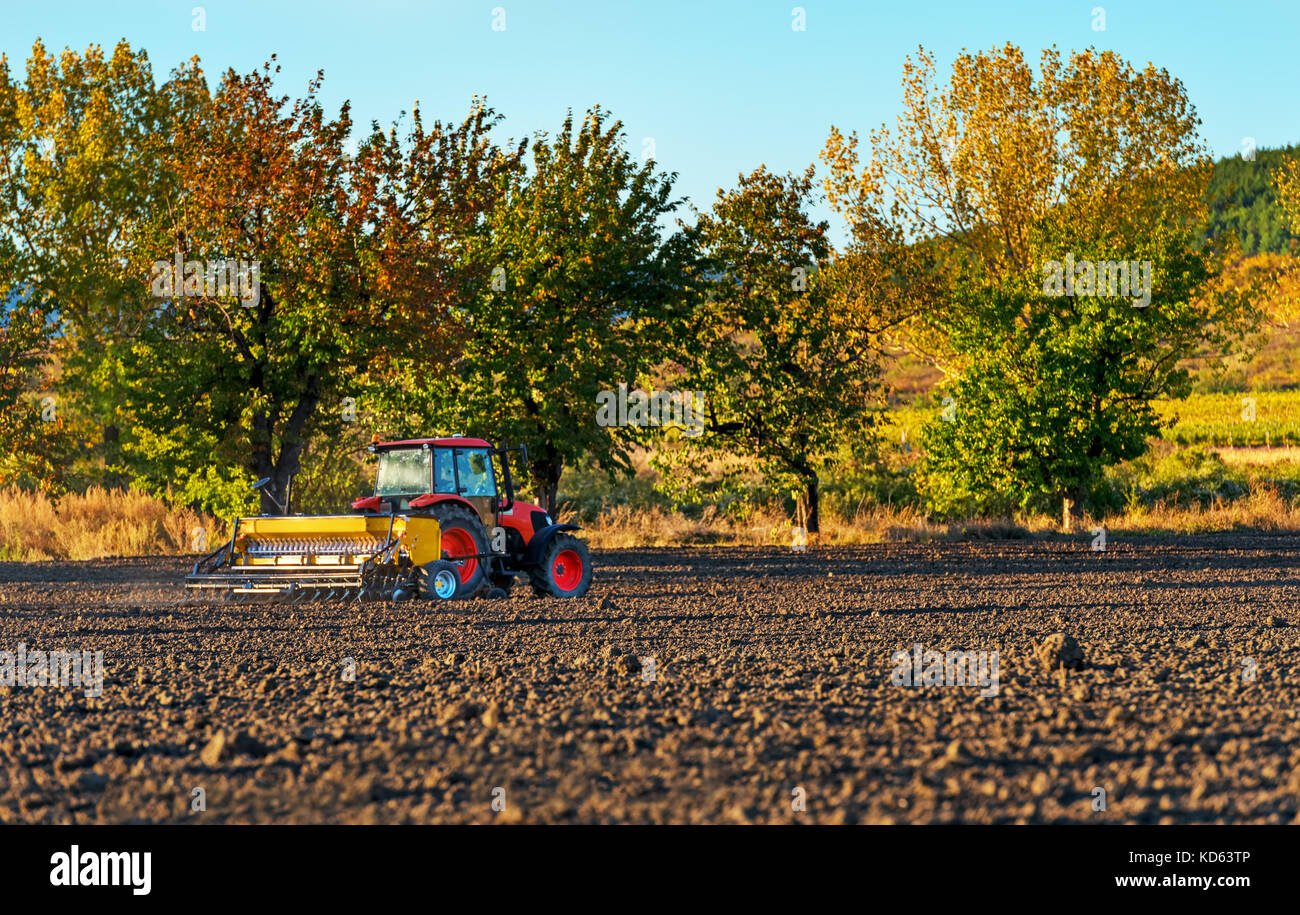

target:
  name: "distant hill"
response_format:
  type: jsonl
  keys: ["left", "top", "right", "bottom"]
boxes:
{"left": 1201, "top": 145, "right": 1300, "bottom": 255}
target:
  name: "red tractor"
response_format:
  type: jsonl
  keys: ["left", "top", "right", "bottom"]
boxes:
{"left": 349, "top": 435, "right": 592, "bottom": 600}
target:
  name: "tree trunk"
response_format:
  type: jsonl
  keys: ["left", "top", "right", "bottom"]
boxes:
{"left": 101, "top": 423, "right": 128, "bottom": 488}
{"left": 251, "top": 429, "right": 300, "bottom": 515}
{"left": 531, "top": 471, "right": 560, "bottom": 517}
{"left": 804, "top": 474, "right": 820, "bottom": 534}
{"left": 252, "top": 374, "right": 320, "bottom": 515}
{"left": 788, "top": 455, "right": 820, "bottom": 535}
{"left": 255, "top": 450, "right": 307, "bottom": 515}
{"left": 528, "top": 444, "right": 563, "bottom": 517}
{"left": 270, "top": 442, "right": 307, "bottom": 514}
{"left": 1061, "top": 484, "right": 1085, "bottom": 532}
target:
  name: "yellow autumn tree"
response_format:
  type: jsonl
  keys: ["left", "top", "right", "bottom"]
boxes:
{"left": 1269, "top": 162, "right": 1300, "bottom": 327}
{"left": 1204, "top": 252, "right": 1300, "bottom": 329}
{"left": 1277, "top": 158, "right": 1300, "bottom": 230}
{"left": 822, "top": 44, "right": 1258, "bottom": 518}
{"left": 822, "top": 44, "right": 1218, "bottom": 364}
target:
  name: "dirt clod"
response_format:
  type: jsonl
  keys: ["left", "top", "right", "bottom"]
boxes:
{"left": 1035, "top": 633, "right": 1084, "bottom": 673}
{"left": 200, "top": 733, "right": 227, "bottom": 767}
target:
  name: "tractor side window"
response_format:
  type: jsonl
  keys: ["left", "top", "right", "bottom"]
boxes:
{"left": 433, "top": 450, "right": 456, "bottom": 494}
{"left": 375, "top": 449, "right": 431, "bottom": 495}
{"left": 456, "top": 449, "right": 496, "bottom": 497}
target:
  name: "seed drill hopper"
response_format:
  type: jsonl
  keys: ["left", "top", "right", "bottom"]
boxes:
{"left": 186, "top": 512, "right": 453, "bottom": 601}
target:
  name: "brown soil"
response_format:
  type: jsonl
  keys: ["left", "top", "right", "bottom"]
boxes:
{"left": 1, "top": 534, "right": 1297, "bottom": 824}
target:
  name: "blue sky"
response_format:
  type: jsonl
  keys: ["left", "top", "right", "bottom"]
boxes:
{"left": 4, "top": 1, "right": 1297, "bottom": 241}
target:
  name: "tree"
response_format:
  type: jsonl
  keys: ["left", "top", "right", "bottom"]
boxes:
{"left": 656, "top": 166, "right": 898, "bottom": 534}
{"left": 822, "top": 44, "right": 1258, "bottom": 518}
{"left": 0, "top": 41, "right": 523, "bottom": 516}
{"left": 0, "top": 41, "right": 176, "bottom": 489}
{"left": 0, "top": 116, "right": 52, "bottom": 488}
{"left": 1201, "top": 252, "right": 1300, "bottom": 332}
{"left": 0, "top": 287, "right": 67, "bottom": 489}
{"left": 118, "top": 62, "right": 522, "bottom": 515}
{"left": 376, "top": 107, "right": 691, "bottom": 514}
{"left": 1277, "top": 158, "right": 1300, "bottom": 224}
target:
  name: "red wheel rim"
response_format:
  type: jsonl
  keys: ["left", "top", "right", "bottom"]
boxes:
{"left": 552, "top": 548, "right": 583, "bottom": 592}
{"left": 441, "top": 527, "right": 479, "bottom": 583}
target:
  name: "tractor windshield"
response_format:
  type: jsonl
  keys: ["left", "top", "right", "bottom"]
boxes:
{"left": 375, "top": 448, "right": 431, "bottom": 495}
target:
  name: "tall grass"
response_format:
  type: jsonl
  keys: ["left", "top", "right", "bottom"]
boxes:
{"left": 1107, "top": 485, "right": 1300, "bottom": 535}
{"left": 0, "top": 487, "right": 218, "bottom": 561}
{"left": 580, "top": 493, "right": 1300, "bottom": 548}
{"left": 580, "top": 445, "right": 1300, "bottom": 547}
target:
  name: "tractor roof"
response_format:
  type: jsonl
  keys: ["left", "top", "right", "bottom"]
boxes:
{"left": 375, "top": 437, "right": 493, "bottom": 450}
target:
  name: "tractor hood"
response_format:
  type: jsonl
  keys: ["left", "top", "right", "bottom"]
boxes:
{"left": 501, "top": 500, "right": 552, "bottom": 530}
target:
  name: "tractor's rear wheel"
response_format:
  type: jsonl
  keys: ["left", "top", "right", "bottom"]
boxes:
{"left": 529, "top": 534, "right": 593, "bottom": 598}
{"left": 425, "top": 503, "right": 489, "bottom": 598}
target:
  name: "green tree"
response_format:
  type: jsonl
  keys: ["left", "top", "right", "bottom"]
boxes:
{"left": 376, "top": 107, "right": 692, "bottom": 514}
{"left": 2, "top": 42, "right": 523, "bottom": 516}
{"left": 656, "top": 166, "right": 897, "bottom": 533}
{"left": 0, "top": 41, "right": 177, "bottom": 489}
{"left": 0, "top": 287, "right": 68, "bottom": 489}
{"left": 1204, "top": 145, "right": 1299, "bottom": 256}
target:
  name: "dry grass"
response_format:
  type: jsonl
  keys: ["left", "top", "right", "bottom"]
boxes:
{"left": 0, "top": 487, "right": 218, "bottom": 562}
{"left": 582, "top": 488, "right": 1300, "bottom": 548}
{"left": 1212, "top": 445, "right": 1300, "bottom": 467}
{"left": 580, "top": 502, "right": 1045, "bottom": 549}
{"left": 1108, "top": 485, "right": 1300, "bottom": 536}
{"left": 575, "top": 504, "right": 765, "bottom": 549}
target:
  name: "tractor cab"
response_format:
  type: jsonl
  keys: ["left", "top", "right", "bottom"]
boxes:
{"left": 359, "top": 437, "right": 498, "bottom": 513}
{"left": 356, "top": 435, "right": 543, "bottom": 534}
{"left": 367, "top": 438, "right": 499, "bottom": 522}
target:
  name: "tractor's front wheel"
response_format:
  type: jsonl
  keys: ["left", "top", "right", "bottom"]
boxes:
{"left": 418, "top": 559, "right": 461, "bottom": 601}
{"left": 426, "top": 503, "right": 489, "bottom": 597}
{"left": 529, "top": 534, "right": 593, "bottom": 598}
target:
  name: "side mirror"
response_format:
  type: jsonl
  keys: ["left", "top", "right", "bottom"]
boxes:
{"left": 252, "top": 477, "right": 272, "bottom": 492}
{"left": 519, "top": 443, "right": 528, "bottom": 464}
